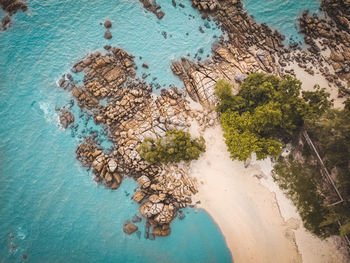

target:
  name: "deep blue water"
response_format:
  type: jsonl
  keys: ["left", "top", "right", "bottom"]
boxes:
{"left": 243, "top": 0, "right": 321, "bottom": 45}
{"left": 0, "top": 0, "right": 323, "bottom": 262}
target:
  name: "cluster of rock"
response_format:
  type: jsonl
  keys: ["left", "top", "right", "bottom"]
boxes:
{"left": 103, "top": 20, "right": 112, "bottom": 40}
{"left": 58, "top": 109, "right": 75, "bottom": 129}
{"left": 192, "top": 0, "right": 220, "bottom": 12}
{"left": 299, "top": 0, "right": 350, "bottom": 92}
{"left": 61, "top": 47, "right": 216, "bottom": 237}
{"left": 166, "top": 0, "right": 349, "bottom": 107}
{"left": 139, "top": 0, "right": 165, "bottom": 19}
{"left": 0, "top": 0, "right": 27, "bottom": 31}
{"left": 60, "top": 0, "right": 350, "bottom": 240}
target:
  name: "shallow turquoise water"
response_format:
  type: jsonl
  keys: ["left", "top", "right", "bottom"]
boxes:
{"left": 243, "top": 0, "right": 321, "bottom": 45}
{"left": 0, "top": 1, "right": 232, "bottom": 262}
{"left": 0, "top": 0, "right": 322, "bottom": 262}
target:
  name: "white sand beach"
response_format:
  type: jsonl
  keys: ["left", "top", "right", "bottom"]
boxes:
{"left": 190, "top": 125, "right": 350, "bottom": 263}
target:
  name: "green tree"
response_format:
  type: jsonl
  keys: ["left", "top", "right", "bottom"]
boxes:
{"left": 138, "top": 129, "right": 206, "bottom": 164}
{"left": 215, "top": 73, "right": 332, "bottom": 161}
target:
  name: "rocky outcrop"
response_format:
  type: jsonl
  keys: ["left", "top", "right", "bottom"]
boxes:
{"left": 59, "top": 110, "right": 75, "bottom": 129}
{"left": 139, "top": 0, "right": 165, "bottom": 19}
{"left": 152, "top": 224, "right": 171, "bottom": 236}
{"left": 0, "top": 0, "right": 27, "bottom": 15}
{"left": 192, "top": 0, "right": 220, "bottom": 12}
{"left": 1, "top": 15, "right": 11, "bottom": 30}
{"left": 0, "top": 0, "right": 27, "bottom": 31}
{"left": 65, "top": 46, "right": 217, "bottom": 238}
{"left": 299, "top": 1, "right": 350, "bottom": 92}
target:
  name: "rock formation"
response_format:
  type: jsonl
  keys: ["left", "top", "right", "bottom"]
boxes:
{"left": 62, "top": 46, "right": 216, "bottom": 237}
{"left": 0, "top": 0, "right": 27, "bottom": 30}
{"left": 138, "top": 0, "right": 165, "bottom": 19}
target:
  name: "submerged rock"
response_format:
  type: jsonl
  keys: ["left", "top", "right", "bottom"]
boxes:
{"left": 1, "top": 15, "right": 11, "bottom": 30}
{"left": 123, "top": 221, "right": 138, "bottom": 234}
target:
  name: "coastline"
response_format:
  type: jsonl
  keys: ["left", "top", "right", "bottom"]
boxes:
{"left": 190, "top": 125, "right": 350, "bottom": 263}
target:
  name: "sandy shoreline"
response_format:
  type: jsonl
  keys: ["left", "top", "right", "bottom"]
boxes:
{"left": 190, "top": 125, "right": 349, "bottom": 263}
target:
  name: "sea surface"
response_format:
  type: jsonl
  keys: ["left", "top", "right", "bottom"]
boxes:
{"left": 0, "top": 0, "right": 320, "bottom": 262}
{"left": 243, "top": 0, "right": 321, "bottom": 45}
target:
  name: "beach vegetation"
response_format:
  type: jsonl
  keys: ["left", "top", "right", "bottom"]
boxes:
{"left": 138, "top": 129, "right": 206, "bottom": 164}
{"left": 215, "top": 73, "right": 332, "bottom": 161}
{"left": 273, "top": 106, "right": 350, "bottom": 238}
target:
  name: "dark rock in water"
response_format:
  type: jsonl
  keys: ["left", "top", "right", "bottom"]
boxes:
{"left": 171, "top": 0, "right": 176, "bottom": 7}
{"left": 123, "top": 221, "right": 138, "bottom": 234}
{"left": 142, "top": 62, "right": 149, "bottom": 69}
{"left": 104, "top": 30, "right": 112, "bottom": 39}
{"left": 132, "top": 214, "right": 142, "bottom": 223}
{"left": 58, "top": 76, "right": 65, "bottom": 87}
{"left": 59, "top": 110, "right": 75, "bottom": 129}
{"left": 104, "top": 45, "right": 111, "bottom": 50}
{"left": 161, "top": 31, "right": 167, "bottom": 39}
{"left": 22, "top": 254, "right": 28, "bottom": 260}
{"left": 104, "top": 20, "right": 112, "bottom": 28}
{"left": 199, "top": 26, "right": 204, "bottom": 33}
{"left": 156, "top": 11, "right": 165, "bottom": 19}
{"left": 179, "top": 3, "right": 184, "bottom": 8}
{"left": 178, "top": 210, "right": 185, "bottom": 220}
{"left": 1, "top": 0, "right": 27, "bottom": 15}
{"left": 1, "top": 15, "right": 11, "bottom": 30}
{"left": 66, "top": 73, "right": 73, "bottom": 82}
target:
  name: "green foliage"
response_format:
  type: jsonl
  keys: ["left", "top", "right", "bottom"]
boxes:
{"left": 307, "top": 109, "right": 350, "bottom": 194}
{"left": 215, "top": 73, "right": 332, "bottom": 161}
{"left": 344, "top": 98, "right": 350, "bottom": 111}
{"left": 273, "top": 156, "right": 335, "bottom": 237}
{"left": 302, "top": 85, "right": 334, "bottom": 119}
{"left": 273, "top": 107, "right": 350, "bottom": 238}
{"left": 138, "top": 129, "right": 206, "bottom": 164}
{"left": 340, "top": 222, "right": 350, "bottom": 236}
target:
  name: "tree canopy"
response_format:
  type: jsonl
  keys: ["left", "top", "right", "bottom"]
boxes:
{"left": 273, "top": 106, "right": 350, "bottom": 238}
{"left": 138, "top": 129, "right": 206, "bottom": 164}
{"left": 215, "top": 73, "right": 332, "bottom": 161}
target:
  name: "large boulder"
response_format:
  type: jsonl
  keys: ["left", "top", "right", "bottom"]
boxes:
{"left": 133, "top": 190, "right": 145, "bottom": 203}
{"left": 104, "top": 30, "right": 112, "bottom": 39}
{"left": 137, "top": 175, "right": 151, "bottom": 188}
{"left": 139, "top": 201, "right": 164, "bottom": 218}
{"left": 104, "top": 20, "right": 112, "bottom": 28}
{"left": 152, "top": 224, "right": 171, "bottom": 236}
{"left": 108, "top": 159, "right": 117, "bottom": 172}
{"left": 59, "top": 110, "right": 75, "bottom": 129}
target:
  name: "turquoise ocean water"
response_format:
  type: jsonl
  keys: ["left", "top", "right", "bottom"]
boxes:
{"left": 0, "top": 0, "right": 321, "bottom": 262}
{"left": 243, "top": 0, "right": 321, "bottom": 45}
